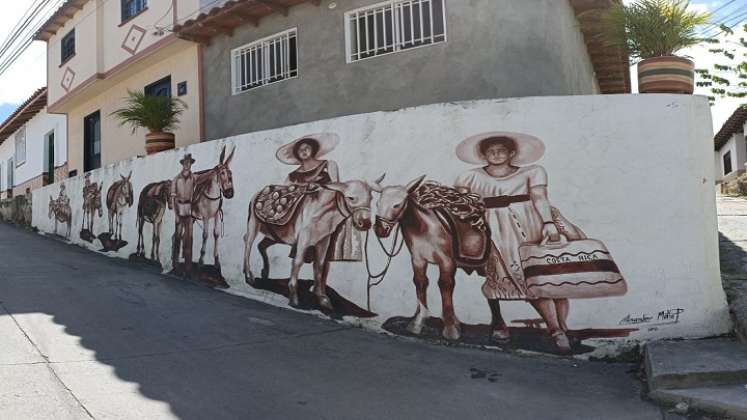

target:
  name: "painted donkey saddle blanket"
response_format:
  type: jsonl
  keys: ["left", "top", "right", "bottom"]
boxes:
{"left": 519, "top": 238, "right": 628, "bottom": 299}
{"left": 254, "top": 184, "right": 315, "bottom": 226}
{"left": 411, "top": 182, "right": 490, "bottom": 267}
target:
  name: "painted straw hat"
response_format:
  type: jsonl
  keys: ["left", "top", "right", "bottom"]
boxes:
{"left": 276, "top": 133, "right": 340, "bottom": 165}
{"left": 456, "top": 131, "right": 545, "bottom": 166}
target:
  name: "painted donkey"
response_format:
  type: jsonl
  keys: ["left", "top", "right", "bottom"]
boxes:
{"left": 136, "top": 180, "right": 172, "bottom": 261}
{"left": 192, "top": 145, "right": 235, "bottom": 270}
{"left": 107, "top": 172, "right": 134, "bottom": 241}
{"left": 82, "top": 183, "right": 103, "bottom": 233}
{"left": 373, "top": 176, "right": 503, "bottom": 341}
{"left": 243, "top": 176, "right": 383, "bottom": 309}
{"left": 49, "top": 196, "right": 72, "bottom": 239}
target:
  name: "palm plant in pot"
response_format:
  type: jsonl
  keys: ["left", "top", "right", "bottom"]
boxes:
{"left": 604, "top": 0, "right": 710, "bottom": 94}
{"left": 111, "top": 90, "right": 186, "bottom": 155}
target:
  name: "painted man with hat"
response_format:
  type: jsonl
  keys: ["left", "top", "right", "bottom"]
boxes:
{"left": 455, "top": 132, "right": 573, "bottom": 352}
{"left": 171, "top": 153, "right": 196, "bottom": 275}
{"left": 274, "top": 133, "right": 361, "bottom": 261}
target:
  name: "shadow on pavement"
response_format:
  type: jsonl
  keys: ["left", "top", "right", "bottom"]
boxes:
{"left": 0, "top": 223, "right": 662, "bottom": 420}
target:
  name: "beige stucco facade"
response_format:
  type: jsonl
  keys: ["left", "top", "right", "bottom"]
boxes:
{"left": 41, "top": 0, "right": 202, "bottom": 175}
{"left": 65, "top": 42, "right": 201, "bottom": 173}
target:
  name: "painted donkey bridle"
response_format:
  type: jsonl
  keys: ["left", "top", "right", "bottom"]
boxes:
{"left": 334, "top": 191, "right": 370, "bottom": 224}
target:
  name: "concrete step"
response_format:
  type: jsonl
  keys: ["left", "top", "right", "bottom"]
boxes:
{"left": 651, "top": 384, "right": 747, "bottom": 419}
{"left": 645, "top": 338, "right": 747, "bottom": 390}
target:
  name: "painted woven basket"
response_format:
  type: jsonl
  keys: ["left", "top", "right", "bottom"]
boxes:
{"left": 637, "top": 56, "right": 694, "bottom": 94}
{"left": 519, "top": 237, "right": 627, "bottom": 299}
{"left": 145, "top": 132, "right": 176, "bottom": 155}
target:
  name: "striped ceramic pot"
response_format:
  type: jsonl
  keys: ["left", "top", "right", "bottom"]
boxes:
{"left": 637, "top": 56, "right": 695, "bottom": 94}
{"left": 145, "top": 132, "right": 176, "bottom": 155}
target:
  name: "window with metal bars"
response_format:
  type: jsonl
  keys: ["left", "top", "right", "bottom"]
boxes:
{"left": 345, "top": 0, "right": 446, "bottom": 63}
{"left": 61, "top": 29, "right": 75, "bottom": 64}
{"left": 122, "top": 0, "right": 147, "bottom": 22}
{"left": 231, "top": 29, "right": 298, "bottom": 94}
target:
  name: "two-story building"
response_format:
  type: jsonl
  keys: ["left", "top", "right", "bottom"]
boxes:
{"left": 0, "top": 88, "right": 67, "bottom": 198}
{"left": 175, "top": 0, "right": 631, "bottom": 140}
{"left": 35, "top": 0, "right": 205, "bottom": 177}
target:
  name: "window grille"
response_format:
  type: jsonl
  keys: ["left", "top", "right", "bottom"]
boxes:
{"left": 345, "top": 0, "right": 446, "bottom": 63}
{"left": 61, "top": 29, "right": 75, "bottom": 63}
{"left": 122, "top": 0, "right": 147, "bottom": 22}
{"left": 231, "top": 29, "right": 298, "bottom": 94}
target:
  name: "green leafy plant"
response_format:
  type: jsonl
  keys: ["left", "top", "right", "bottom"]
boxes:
{"left": 696, "top": 24, "right": 747, "bottom": 103}
{"left": 111, "top": 90, "right": 186, "bottom": 134}
{"left": 603, "top": 0, "right": 710, "bottom": 61}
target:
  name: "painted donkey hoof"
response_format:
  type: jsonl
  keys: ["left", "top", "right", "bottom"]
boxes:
{"left": 407, "top": 320, "right": 424, "bottom": 335}
{"left": 442, "top": 324, "right": 461, "bottom": 341}
{"left": 491, "top": 327, "right": 511, "bottom": 343}
{"left": 317, "top": 295, "right": 334, "bottom": 311}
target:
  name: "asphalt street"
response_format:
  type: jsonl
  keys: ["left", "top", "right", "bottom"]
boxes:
{"left": 0, "top": 222, "right": 664, "bottom": 420}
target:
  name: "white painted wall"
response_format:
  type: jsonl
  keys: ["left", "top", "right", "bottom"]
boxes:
{"left": 11, "top": 108, "right": 67, "bottom": 187}
{"left": 0, "top": 134, "right": 14, "bottom": 194}
{"left": 716, "top": 130, "right": 747, "bottom": 182}
{"left": 31, "top": 95, "right": 731, "bottom": 357}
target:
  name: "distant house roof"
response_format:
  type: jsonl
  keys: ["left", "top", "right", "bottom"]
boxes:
{"left": 34, "top": 0, "right": 89, "bottom": 42}
{"left": 0, "top": 88, "right": 48, "bottom": 145}
{"left": 174, "top": 0, "right": 630, "bottom": 94}
{"left": 715, "top": 107, "right": 747, "bottom": 151}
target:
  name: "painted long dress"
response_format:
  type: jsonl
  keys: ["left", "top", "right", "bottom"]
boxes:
{"left": 455, "top": 165, "right": 548, "bottom": 300}
{"left": 287, "top": 161, "right": 362, "bottom": 262}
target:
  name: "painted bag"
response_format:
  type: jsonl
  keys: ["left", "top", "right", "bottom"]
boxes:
{"left": 519, "top": 237, "right": 627, "bottom": 299}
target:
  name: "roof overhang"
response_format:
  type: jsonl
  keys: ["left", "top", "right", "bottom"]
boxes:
{"left": 569, "top": 0, "right": 631, "bottom": 94}
{"left": 34, "top": 0, "right": 89, "bottom": 42}
{"left": 174, "top": 0, "right": 319, "bottom": 44}
{"left": 0, "top": 88, "right": 48, "bottom": 145}
{"left": 715, "top": 107, "right": 747, "bottom": 151}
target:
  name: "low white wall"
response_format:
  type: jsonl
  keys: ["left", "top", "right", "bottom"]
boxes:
{"left": 32, "top": 95, "right": 731, "bottom": 357}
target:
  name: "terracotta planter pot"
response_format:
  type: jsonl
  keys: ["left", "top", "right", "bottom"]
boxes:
{"left": 637, "top": 56, "right": 695, "bottom": 94}
{"left": 145, "top": 131, "right": 175, "bottom": 155}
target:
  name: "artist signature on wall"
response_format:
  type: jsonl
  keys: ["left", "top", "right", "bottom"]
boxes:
{"left": 618, "top": 308, "right": 684, "bottom": 331}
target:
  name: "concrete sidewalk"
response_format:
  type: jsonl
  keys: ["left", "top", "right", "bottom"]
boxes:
{"left": 0, "top": 223, "right": 662, "bottom": 420}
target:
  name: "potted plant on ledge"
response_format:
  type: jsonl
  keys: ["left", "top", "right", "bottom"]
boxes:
{"left": 112, "top": 90, "right": 186, "bottom": 155}
{"left": 604, "top": 0, "right": 710, "bottom": 94}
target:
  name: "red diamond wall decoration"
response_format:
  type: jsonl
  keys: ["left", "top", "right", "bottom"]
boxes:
{"left": 122, "top": 25, "right": 147, "bottom": 55}
{"left": 61, "top": 67, "right": 76, "bottom": 92}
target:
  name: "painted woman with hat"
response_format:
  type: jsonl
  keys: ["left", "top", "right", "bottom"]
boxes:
{"left": 276, "top": 133, "right": 340, "bottom": 185}
{"left": 275, "top": 133, "right": 361, "bottom": 261}
{"left": 455, "top": 132, "right": 574, "bottom": 352}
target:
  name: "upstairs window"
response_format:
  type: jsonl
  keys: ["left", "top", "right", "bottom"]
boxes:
{"left": 61, "top": 29, "right": 75, "bottom": 64}
{"left": 231, "top": 28, "right": 298, "bottom": 94}
{"left": 345, "top": 0, "right": 446, "bottom": 63}
{"left": 122, "top": 0, "right": 147, "bottom": 22}
{"left": 14, "top": 126, "right": 26, "bottom": 166}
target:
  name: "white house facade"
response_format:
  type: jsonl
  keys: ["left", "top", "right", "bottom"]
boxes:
{"left": 0, "top": 88, "right": 68, "bottom": 198}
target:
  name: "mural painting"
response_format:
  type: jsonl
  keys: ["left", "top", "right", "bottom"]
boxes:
{"left": 33, "top": 97, "right": 731, "bottom": 357}
{"left": 375, "top": 132, "right": 630, "bottom": 354}
{"left": 129, "top": 180, "right": 172, "bottom": 269}
{"left": 243, "top": 134, "right": 376, "bottom": 318}
{"left": 80, "top": 173, "right": 103, "bottom": 243}
{"left": 48, "top": 183, "right": 72, "bottom": 239}
{"left": 99, "top": 172, "right": 133, "bottom": 252}
{"left": 170, "top": 146, "right": 235, "bottom": 288}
